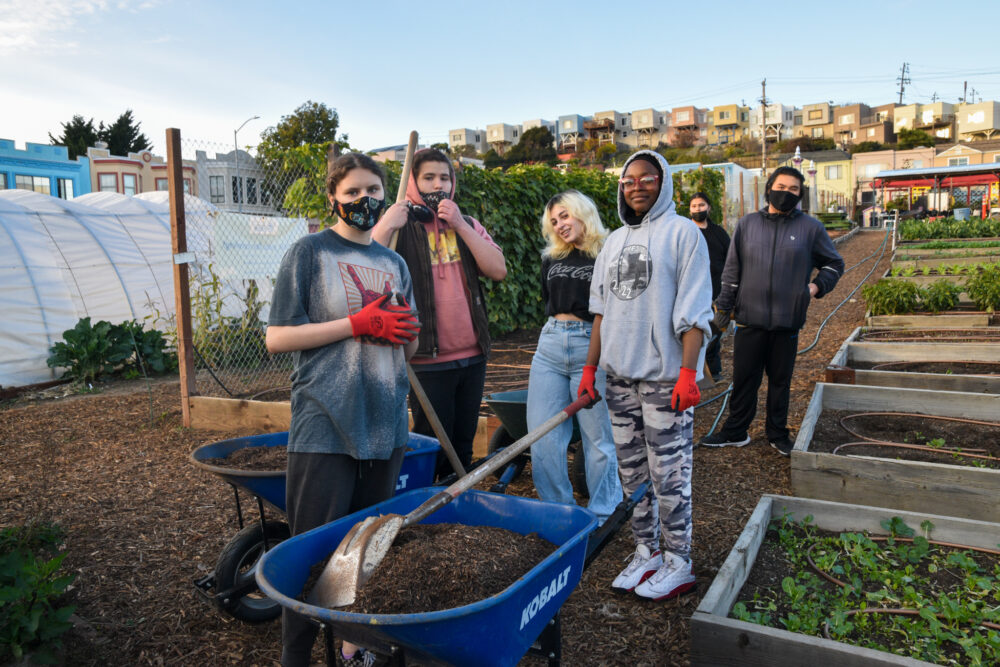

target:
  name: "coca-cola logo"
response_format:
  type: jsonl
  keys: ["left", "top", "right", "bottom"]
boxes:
{"left": 547, "top": 263, "right": 593, "bottom": 281}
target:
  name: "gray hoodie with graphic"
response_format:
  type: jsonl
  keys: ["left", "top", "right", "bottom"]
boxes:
{"left": 589, "top": 151, "right": 714, "bottom": 382}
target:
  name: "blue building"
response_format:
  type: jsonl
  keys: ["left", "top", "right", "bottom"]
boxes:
{"left": 0, "top": 139, "right": 91, "bottom": 199}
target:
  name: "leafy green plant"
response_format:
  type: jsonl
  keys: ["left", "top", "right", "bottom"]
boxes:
{"left": 921, "top": 280, "right": 963, "bottom": 313}
{"left": 965, "top": 263, "right": 1000, "bottom": 312}
{"left": 862, "top": 279, "right": 922, "bottom": 315}
{"left": 0, "top": 522, "right": 76, "bottom": 664}
{"left": 191, "top": 266, "right": 271, "bottom": 369}
{"left": 46, "top": 317, "right": 132, "bottom": 383}
{"left": 899, "top": 217, "right": 1000, "bottom": 242}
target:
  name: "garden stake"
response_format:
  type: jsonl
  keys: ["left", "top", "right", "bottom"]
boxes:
{"left": 309, "top": 393, "right": 596, "bottom": 608}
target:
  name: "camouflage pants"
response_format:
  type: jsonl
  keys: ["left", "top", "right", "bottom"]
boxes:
{"left": 605, "top": 375, "right": 693, "bottom": 560}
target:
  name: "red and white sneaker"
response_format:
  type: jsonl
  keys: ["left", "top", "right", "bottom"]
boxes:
{"left": 611, "top": 544, "right": 662, "bottom": 592}
{"left": 634, "top": 553, "right": 696, "bottom": 600}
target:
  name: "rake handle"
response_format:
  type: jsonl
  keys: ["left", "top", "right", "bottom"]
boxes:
{"left": 403, "top": 393, "right": 596, "bottom": 526}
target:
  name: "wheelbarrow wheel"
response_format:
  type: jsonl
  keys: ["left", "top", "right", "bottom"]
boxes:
{"left": 487, "top": 424, "right": 516, "bottom": 453}
{"left": 214, "top": 520, "right": 290, "bottom": 623}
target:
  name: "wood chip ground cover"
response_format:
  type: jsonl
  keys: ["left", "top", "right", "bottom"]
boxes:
{"left": 734, "top": 518, "right": 1000, "bottom": 665}
{"left": 204, "top": 445, "right": 287, "bottom": 471}
{"left": 0, "top": 231, "right": 891, "bottom": 665}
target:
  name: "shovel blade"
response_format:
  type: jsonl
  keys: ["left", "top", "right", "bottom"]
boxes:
{"left": 309, "top": 513, "right": 404, "bottom": 608}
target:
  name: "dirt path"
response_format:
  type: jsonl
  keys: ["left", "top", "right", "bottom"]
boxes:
{"left": 0, "top": 229, "right": 891, "bottom": 666}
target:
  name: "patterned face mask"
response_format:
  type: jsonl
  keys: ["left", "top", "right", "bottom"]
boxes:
{"left": 335, "top": 196, "right": 385, "bottom": 231}
{"left": 420, "top": 190, "right": 450, "bottom": 213}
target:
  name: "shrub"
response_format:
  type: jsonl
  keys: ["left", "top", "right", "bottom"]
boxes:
{"left": 964, "top": 263, "right": 1000, "bottom": 312}
{"left": 921, "top": 280, "right": 963, "bottom": 313}
{"left": 0, "top": 522, "right": 75, "bottom": 664}
{"left": 47, "top": 317, "right": 178, "bottom": 383}
{"left": 861, "top": 279, "right": 922, "bottom": 315}
{"left": 898, "top": 217, "right": 1000, "bottom": 241}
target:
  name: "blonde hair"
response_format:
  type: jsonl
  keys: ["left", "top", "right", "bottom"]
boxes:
{"left": 540, "top": 190, "right": 607, "bottom": 259}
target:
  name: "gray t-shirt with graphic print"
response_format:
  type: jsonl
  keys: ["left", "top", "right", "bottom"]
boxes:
{"left": 268, "top": 229, "right": 415, "bottom": 459}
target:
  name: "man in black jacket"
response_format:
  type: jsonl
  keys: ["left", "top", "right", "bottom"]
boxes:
{"left": 700, "top": 166, "right": 844, "bottom": 456}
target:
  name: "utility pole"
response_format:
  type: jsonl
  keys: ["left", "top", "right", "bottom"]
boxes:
{"left": 760, "top": 78, "right": 768, "bottom": 178}
{"left": 896, "top": 62, "right": 910, "bottom": 105}
{"left": 931, "top": 91, "right": 939, "bottom": 103}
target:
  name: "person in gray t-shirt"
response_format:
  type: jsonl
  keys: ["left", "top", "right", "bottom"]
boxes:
{"left": 266, "top": 153, "right": 418, "bottom": 667}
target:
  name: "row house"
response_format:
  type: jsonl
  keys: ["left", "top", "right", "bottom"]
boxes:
{"left": 667, "top": 106, "right": 708, "bottom": 146}
{"left": 833, "top": 103, "right": 897, "bottom": 148}
{"left": 749, "top": 103, "right": 796, "bottom": 143}
{"left": 956, "top": 101, "right": 1000, "bottom": 142}
{"left": 0, "top": 139, "right": 91, "bottom": 199}
{"left": 557, "top": 114, "right": 589, "bottom": 152}
{"left": 486, "top": 123, "right": 522, "bottom": 155}
{"left": 448, "top": 128, "right": 488, "bottom": 154}
{"left": 796, "top": 102, "right": 835, "bottom": 140}
{"left": 894, "top": 102, "right": 956, "bottom": 141}
{"left": 87, "top": 143, "right": 197, "bottom": 198}
{"left": 194, "top": 150, "right": 273, "bottom": 215}
{"left": 852, "top": 147, "right": 935, "bottom": 206}
{"left": 932, "top": 139, "right": 1000, "bottom": 167}
{"left": 630, "top": 108, "right": 670, "bottom": 148}
{"left": 584, "top": 110, "right": 631, "bottom": 147}
{"left": 522, "top": 119, "right": 558, "bottom": 148}
{"left": 707, "top": 104, "right": 751, "bottom": 146}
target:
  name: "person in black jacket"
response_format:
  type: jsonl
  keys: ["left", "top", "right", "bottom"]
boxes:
{"left": 700, "top": 167, "right": 844, "bottom": 456}
{"left": 689, "top": 192, "right": 730, "bottom": 380}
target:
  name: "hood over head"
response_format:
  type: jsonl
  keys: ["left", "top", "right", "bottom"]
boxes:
{"left": 405, "top": 148, "right": 457, "bottom": 209}
{"left": 617, "top": 150, "right": 675, "bottom": 226}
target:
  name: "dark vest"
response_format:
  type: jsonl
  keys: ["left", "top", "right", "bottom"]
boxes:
{"left": 394, "top": 214, "right": 491, "bottom": 360}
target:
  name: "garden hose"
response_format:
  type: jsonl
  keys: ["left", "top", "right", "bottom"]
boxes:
{"left": 869, "top": 360, "right": 1000, "bottom": 374}
{"left": 830, "top": 411, "right": 1000, "bottom": 463}
{"left": 698, "top": 225, "right": 892, "bottom": 436}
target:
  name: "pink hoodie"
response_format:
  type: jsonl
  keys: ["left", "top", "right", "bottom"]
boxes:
{"left": 405, "top": 162, "right": 501, "bottom": 364}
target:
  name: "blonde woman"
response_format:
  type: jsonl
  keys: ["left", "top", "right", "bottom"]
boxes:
{"left": 526, "top": 190, "right": 623, "bottom": 523}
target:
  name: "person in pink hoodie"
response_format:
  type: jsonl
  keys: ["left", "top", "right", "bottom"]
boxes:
{"left": 372, "top": 148, "right": 507, "bottom": 474}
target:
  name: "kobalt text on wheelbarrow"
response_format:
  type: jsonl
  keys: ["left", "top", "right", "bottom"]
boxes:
{"left": 189, "top": 431, "right": 440, "bottom": 623}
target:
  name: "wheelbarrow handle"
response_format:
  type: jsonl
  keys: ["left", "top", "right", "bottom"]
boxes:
{"left": 403, "top": 393, "right": 597, "bottom": 527}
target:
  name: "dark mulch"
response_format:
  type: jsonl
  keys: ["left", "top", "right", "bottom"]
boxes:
{"left": 852, "top": 360, "right": 1000, "bottom": 375}
{"left": 342, "top": 524, "right": 555, "bottom": 615}
{"left": 808, "top": 408, "right": 1000, "bottom": 467}
{"left": 204, "top": 446, "right": 287, "bottom": 471}
{"left": 0, "top": 230, "right": 891, "bottom": 666}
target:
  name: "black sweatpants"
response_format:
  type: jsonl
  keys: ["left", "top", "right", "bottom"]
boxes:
{"left": 281, "top": 448, "right": 406, "bottom": 667}
{"left": 719, "top": 326, "right": 799, "bottom": 442}
{"left": 409, "top": 358, "right": 487, "bottom": 477}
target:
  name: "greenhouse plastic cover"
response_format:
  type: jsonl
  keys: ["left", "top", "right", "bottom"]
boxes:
{"left": 0, "top": 190, "right": 307, "bottom": 388}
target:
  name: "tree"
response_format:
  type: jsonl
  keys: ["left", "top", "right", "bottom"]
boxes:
{"left": 505, "top": 127, "right": 557, "bottom": 165}
{"left": 850, "top": 141, "right": 885, "bottom": 154}
{"left": 430, "top": 142, "right": 450, "bottom": 153}
{"left": 672, "top": 128, "right": 698, "bottom": 149}
{"left": 896, "top": 128, "right": 936, "bottom": 150}
{"left": 49, "top": 115, "right": 99, "bottom": 160}
{"left": 776, "top": 136, "right": 836, "bottom": 154}
{"left": 483, "top": 149, "right": 505, "bottom": 169}
{"left": 97, "top": 110, "right": 150, "bottom": 156}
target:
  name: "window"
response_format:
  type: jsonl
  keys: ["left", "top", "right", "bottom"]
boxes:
{"left": 718, "top": 110, "right": 731, "bottom": 120}
{"left": 16, "top": 174, "right": 51, "bottom": 194}
{"left": 812, "top": 127, "right": 824, "bottom": 138}
{"left": 911, "top": 160, "right": 923, "bottom": 168}
{"left": 839, "top": 113, "right": 855, "bottom": 125}
{"left": 995, "top": 155, "right": 1000, "bottom": 163}
{"left": 563, "top": 120, "right": 571, "bottom": 129}
{"left": 675, "top": 110, "right": 689, "bottom": 123}
{"left": 864, "top": 164, "right": 883, "bottom": 178}
{"left": 122, "top": 173, "right": 137, "bottom": 196}
{"left": 513, "top": 129, "right": 518, "bottom": 138}
{"left": 921, "top": 110, "right": 935, "bottom": 123}
{"left": 785, "top": 111, "right": 792, "bottom": 121}
{"left": 621, "top": 118, "right": 627, "bottom": 126}
{"left": 808, "top": 109, "right": 824, "bottom": 120}
{"left": 232, "top": 176, "right": 242, "bottom": 203}
{"left": 969, "top": 111, "right": 985, "bottom": 124}
{"left": 209, "top": 175, "right": 224, "bottom": 203}
{"left": 0, "top": 174, "right": 6, "bottom": 189}
{"left": 825, "top": 165, "right": 842, "bottom": 179}
{"left": 183, "top": 179, "right": 192, "bottom": 194}
{"left": 897, "top": 117, "right": 909, "bottom": 126}
{"left": 850, "top": 130, "right": 857, "bottom": 139}
{"left": 98, "top": 173, "right": 117, "bottom": 192}
{"left": 57, "top": 178, "right": 73, "bottom": 199}
{"left": 156, "top": 178, "right": 168, "bottom": 190}
{"left": 948, "top": 157, "right": 970, "bottom": 166}
{"left": 474, "top": 134, "right": 480, "bottom": 142}
{"left": 247, "top": 177, "right": 257, "bottom": 205}
{"left": 621, "top": 131, "right": 627, "bottom": 137}
{"left": 868, "top": 128, "right": 876, "bottom": 137}
{"left": 794, "top": 115, "right": 802, "bottom": 126}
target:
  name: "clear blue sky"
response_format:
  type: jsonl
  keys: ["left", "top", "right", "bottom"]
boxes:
{"left": 3, "top": 0, "right": 1000, "bottom": 154}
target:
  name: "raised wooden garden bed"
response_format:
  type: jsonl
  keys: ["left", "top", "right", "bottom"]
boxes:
{"left": 691, "top": 494, "right": 1000, "bottom": 667}
{"left": 891, "top": 253, "right": 1000, "bottom": 270}
{"left": 790, "top": 382, "right": 1000, "bottom": 522}
{"left": 826, "top": 327, "right": 1000, "bottom": 393}
{"left": 865, "top": 312, "right": 993, "bottom": 329}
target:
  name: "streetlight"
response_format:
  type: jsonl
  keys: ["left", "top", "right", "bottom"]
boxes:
{"left": 234, "top": 115, "right": 260, "bottom": 213}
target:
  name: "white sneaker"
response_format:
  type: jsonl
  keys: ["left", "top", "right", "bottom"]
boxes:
{"left": 634, "top": 553, "right": 697, "bottom": 600}
{"left": 611, "top": 544, "right": 662, "bottom": 592}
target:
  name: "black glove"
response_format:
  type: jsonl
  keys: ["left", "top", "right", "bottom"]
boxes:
{"left": 712, "top": 305, "right": 732, "bottom": 333}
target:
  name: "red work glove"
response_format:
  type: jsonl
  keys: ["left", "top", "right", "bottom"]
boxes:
{"left": 578, "top": 365, "right": 598, "bottom": 404}
{"left": 392, "top": 294, "right": 420, "bottom": 343}
{"left": 671, "top": 367, "right": 700, "bottom": 411}
{"left": 348, "top": 294, "right": 420, "bottom": 345}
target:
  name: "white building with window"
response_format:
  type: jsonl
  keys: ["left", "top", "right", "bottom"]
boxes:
{"left": 87, "top": 143, "right": 197, "bottom": 198}
{"left": 194, "top": 149, "right": 273, "bottom": 215}
{"left": 448, "top": 128, "right": 488, "bottom": 154}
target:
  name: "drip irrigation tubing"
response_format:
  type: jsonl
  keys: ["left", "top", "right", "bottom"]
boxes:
{"left": 699, "top": 226, "right": 892, "bottom": 436}
{"left": 869, "top": 360, "right": 1000, "bottom": 374}
{"left": 839, "top": 411, "right": 1000, "bottom": 444}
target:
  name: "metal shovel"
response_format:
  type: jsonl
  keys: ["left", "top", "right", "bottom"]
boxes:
{"left": 309, "top": 393, "right": 597, "bottom": 608}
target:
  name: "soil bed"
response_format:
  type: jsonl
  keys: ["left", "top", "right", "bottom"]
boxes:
{"left": 735, "top": 521, "right": 1000, "bottom": 665}
{"left": 852, "top": 360, "right": 1000, "bottom": 375}
{"left": 858, "top": 328, "right": 1000, "bottom": 343}
{"left": 809, "top": 408, "right": 1000, "bottom": 467}
{"left": 204, "top": 445, "right": 287, "bottom": 471}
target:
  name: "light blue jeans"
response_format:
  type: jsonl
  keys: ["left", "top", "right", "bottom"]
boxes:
{"left": 527, "top": 319, "right": 623, "bottom": 521}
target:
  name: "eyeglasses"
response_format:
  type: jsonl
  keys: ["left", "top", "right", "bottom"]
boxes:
{"left": 620, "top": 175, "right": 660, "bottom": 191}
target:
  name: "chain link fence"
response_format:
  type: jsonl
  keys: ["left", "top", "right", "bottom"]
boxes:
{"left": 173, "top": 136, "right": 318, "bottom": 399}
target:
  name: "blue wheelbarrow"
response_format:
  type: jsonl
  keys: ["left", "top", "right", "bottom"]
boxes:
{"left": 189, "top": 431, "right": 440, "bottom": 623}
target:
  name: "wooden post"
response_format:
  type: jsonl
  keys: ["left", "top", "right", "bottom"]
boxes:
{"left": 166, "top": 128, "right": 195, "bottom": 427}
{"left": 739, "top": 171, "right": 745, "bottom": 217}
{"left": 753, "top": 176, "right": 759, "bottom": 210}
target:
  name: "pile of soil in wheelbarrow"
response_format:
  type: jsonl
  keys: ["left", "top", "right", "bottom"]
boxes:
{"left": 808, "top": 409, "right": 1000, "bottom": 467}
{"left": 334, "top": 523, "right": 555, "bottom": 614}
{"left": 852, "top": 360, "right": 1000, "bottom": 375}
{"left": 204, "top": 445, "right": 287, "bottom": 470}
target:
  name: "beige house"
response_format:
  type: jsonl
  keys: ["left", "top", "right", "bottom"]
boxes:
{"left": 956, "top": 101, "right": 1000, "bottom": 141}
{"left": 87, "top": 143, "right": 196, "bottom": 196}
{"left": 707, "top": 104, "right": 751, "bottom": 146}
{"left": 894, "top": 102, "right": 956, "bottom": 140}
{"left": 852, "top": 147, "right": 935, "bottom": 206}
{"left": 797, "top": 102, "right": 835, "bottom": 140}
{"left": 584, "top": 110, "right": 631, "bottom": 147}
{"left": 629, "top": 108, "right": 669, "bottom": 148}
{"left": 933, "top": 139, "right": 1000, "bottom": 167}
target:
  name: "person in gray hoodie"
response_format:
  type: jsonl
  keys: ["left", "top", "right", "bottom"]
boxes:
{"left": 579, "top": 150, "right": 713, "bottom": 601}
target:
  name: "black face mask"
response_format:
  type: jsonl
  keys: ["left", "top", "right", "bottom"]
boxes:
{"left": 767, "top": 189, "right": 802, "bottom": 213}
{"left": 335, "top": 196, "right": 385, "bottom": 231}
{"left": 407, "top": 201, "right": 434, "bottom": 223}
{"left": 691, "top": 210, "right": 709, "bottom": 223}
{"left": 420, "top": 190, "right": 450, "bottom": 213}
